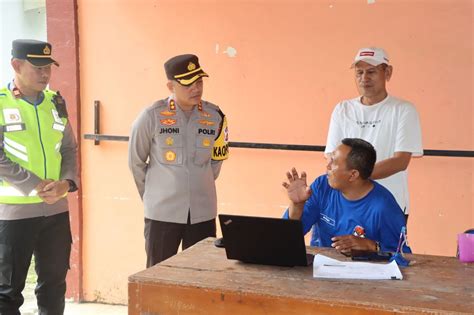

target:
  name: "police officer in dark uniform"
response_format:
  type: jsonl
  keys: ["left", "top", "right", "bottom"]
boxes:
{"left": 0, "top": 39, "right": 78, "bottom": 314}
{"left": 129, "top": 54, "right": 228, "bottom": 267}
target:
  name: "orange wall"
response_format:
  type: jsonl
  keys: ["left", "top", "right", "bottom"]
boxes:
{"left": 78, "top": 0, "right": 473, "bottom": 304}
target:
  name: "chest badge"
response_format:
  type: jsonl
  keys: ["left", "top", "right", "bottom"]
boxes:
{"left": 165, "top": 150, "right": 176, "bottom": 161}
{"left": 160, "top": 118, "right": 177, "bottom": 126}
{"left": 160, "top": 110, "right": 176, "bottom": 117}
{"left": 200, "top": 111, "right": 211, "bottom": 118}
{"left": 198, "top": 119, "right": 215, "bottom": 126}
{"left": 165, "top": 137, "right": 174, "bottom": 146}
{"left": 3, "top": 108, "right": 22, "bottom": 124}
{"left": 202, "top": 138, "right": 211, "bottom": 147}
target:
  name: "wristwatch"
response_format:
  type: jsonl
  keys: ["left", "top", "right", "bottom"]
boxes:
{"left": 65, "top": 179, "right": 78, "bottom": 192}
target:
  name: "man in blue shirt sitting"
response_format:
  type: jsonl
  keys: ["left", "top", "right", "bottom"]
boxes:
{"left": 283, "top": 138, "right": 411, "bottom": 254}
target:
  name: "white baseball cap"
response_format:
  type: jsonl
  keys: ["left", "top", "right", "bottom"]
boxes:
{"left": 352, "top": 47, "right": 389, "bottom": 67}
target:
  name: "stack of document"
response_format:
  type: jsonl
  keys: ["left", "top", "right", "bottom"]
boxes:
{"left": 313, "top": 254, "right": 403, "bottom": 280}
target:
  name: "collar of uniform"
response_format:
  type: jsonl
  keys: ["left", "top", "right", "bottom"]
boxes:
{"left": 8, "top": 80, "right": 45, "bottom": 105}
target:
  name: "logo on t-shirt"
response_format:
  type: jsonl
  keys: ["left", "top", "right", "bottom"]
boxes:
{"left": 353, "top": 225, "right": 366, "bottom": 238}
{"left": 356, "top": 119, "right": 381, "bottom": 128}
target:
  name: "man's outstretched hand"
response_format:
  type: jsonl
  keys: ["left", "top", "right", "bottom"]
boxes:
{"left": 282, "top": 167, "right": 312, "bottom": 204}
{"left": 282, "top": 167, "right": 312, "bottom": 220}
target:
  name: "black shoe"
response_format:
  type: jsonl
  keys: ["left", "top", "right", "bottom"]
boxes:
{"left": 214, "top": 237, "right": 225, "bottom": 248}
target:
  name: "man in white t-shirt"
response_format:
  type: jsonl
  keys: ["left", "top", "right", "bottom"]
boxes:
{"left": 325, "top": 47, "right": 423, "bottom": 222}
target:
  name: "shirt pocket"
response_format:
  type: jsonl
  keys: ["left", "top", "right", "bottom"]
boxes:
{"left": 156, "top": 134, "right": 183, "bottom": 165}
{"left": 194, "top": 135, "right": 214, "bottom": 166}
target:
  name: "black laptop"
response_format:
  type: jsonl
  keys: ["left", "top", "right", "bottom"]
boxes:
{"left": 218, "top": 214, "right": 314, "bottom": 267}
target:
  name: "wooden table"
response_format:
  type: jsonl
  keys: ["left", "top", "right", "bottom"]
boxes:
{"left": 129, "top": 238, "right": 474, "bottom": 314}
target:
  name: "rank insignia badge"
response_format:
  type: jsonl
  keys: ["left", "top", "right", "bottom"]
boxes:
{"left": 198, "top": 119, "right": 215, "bottom": 126}
{"left": 160, "top": 118, "right": 177, "bottom": 126}
{"left": 160, "top": 110, "right": 176, "bottom": 117}
{"left": 200, "top": 111, "right": 211, "bottom": 118}
{"left": 165, "top": 137, "right": 174, "bottom": 146}
{"left": 12, "top": 88, "right": 21, "bottom": 98}
{"left": 165, "top": 150, "right": 176, "bottom": 161}
{"left": 169, "top": 99, "right": 176, "bottom": 111}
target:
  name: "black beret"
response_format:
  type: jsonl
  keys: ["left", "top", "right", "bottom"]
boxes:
{"left": 164, "top": 54, "right": 208, "bottom": 86}
{"left": 12, "top": 39, "right": 59, "bottom": 67}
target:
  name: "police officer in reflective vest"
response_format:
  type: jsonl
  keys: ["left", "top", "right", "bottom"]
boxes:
{"left": 0, "top": 40, "right": 78, "bottom": 314}
{"left": 129, "top": 54, "right": 229, "bottom": 267}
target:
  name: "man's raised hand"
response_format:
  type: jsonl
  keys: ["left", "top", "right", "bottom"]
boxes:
{"left": 282, "top": 167, "right": 312, "bottom": 205}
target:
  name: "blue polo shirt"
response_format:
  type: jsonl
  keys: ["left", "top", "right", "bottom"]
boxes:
{"left": 283, "top": 175, "right": 411, "bottom": 253}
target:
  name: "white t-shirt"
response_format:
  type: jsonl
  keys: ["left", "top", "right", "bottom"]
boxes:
{"left": 325, "top": 95, "right": 423, "bottom": 214}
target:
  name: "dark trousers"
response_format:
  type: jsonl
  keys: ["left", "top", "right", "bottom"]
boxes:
{"left": 144, "top": 213, "right": 216, "bottom": 268}
{"left": 0, "top": 212, "right": 71, "bottom": 315}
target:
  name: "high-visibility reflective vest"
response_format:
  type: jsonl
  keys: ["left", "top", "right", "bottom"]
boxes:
{"left": 0, "top": 88, "right": 67, "bottom": 204}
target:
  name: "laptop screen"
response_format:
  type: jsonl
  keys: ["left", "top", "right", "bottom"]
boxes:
{"left": 218, "top": 214, "right": 313, "bottom": 267}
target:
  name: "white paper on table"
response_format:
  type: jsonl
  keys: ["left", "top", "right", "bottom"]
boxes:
{"left": 313, "top": 254, "right": 403, "bottom": 280}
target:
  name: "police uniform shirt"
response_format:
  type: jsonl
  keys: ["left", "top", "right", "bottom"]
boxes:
{"left": 128, "top": 97, "right": 227, "bottom": 224}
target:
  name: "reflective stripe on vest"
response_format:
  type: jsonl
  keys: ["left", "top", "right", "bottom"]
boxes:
{"left": 0, "top": 186, "right": 38, "bottom": 197}
{"left": 0, "top": 88, "right": 67, "bottom": 204}
{"left": 3, "top": 137, "right": 28, "bottom": 162}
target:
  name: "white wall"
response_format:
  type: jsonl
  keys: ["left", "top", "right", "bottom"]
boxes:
{"left": 0, "top": 0, "right": 47, "bottom": 86}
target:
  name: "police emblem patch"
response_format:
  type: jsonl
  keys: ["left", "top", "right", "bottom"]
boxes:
{"left": 43, "top": 45, "right": 51, "bottom": 55}
{"left": 3, "top": 109, "right": 22, "bottom": 124}
{"left": 165, "top": 150, "right": 176, "bottom": 161}
{"left": 187, "top": 62, "right": 196, "bottom": 71}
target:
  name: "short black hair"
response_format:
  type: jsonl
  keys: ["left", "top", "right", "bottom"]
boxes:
{"left": 341, "top": 138, "right": 376, "bottom": 180}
